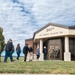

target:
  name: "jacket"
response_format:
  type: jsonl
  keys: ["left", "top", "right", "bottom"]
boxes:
{"left": 36, "top": 48, "right": 40, "bottom": 55}
{"left": 23, "top": 45, "right": 29, "bottom": 54}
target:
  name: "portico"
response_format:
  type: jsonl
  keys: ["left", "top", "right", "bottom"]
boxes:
{"left": 33, "top": 23, "right": 75, "bottom": 61}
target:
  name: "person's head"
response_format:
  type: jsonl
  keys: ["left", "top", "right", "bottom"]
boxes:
{"left": 44, "top": 46, "right": 46, "bottom": 48}
{"left": 26, "top": 43, "right": 28, "bottom": 46}
{"left": 9, "top": 39, "right": 12, "bottom": 42}
{"left": 17, "top": 43, "right": 20, "bottom": 46}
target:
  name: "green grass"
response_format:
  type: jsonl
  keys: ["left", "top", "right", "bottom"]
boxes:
{"left": 0, "top": 57, "right": 75, "bottom": 74}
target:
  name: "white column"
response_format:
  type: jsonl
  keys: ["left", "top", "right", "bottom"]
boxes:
{"left": 64, "top": 36, "right": 71, "bottom": 61}
{"left": 39, "top": 39, "right": 43, "bottom": 61}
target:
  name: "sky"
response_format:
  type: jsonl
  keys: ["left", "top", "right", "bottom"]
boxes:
{"left": 0, "top": 0, "right": 75, "bottom": 49}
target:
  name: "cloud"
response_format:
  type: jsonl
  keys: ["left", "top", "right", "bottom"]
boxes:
{"left": 0, "top": 0, "right": 75, "bottom": 48}
{"left": 32, "top": 0, "right": 75, "bottom": 26}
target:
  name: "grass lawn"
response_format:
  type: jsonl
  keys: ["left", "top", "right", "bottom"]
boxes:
{"left": 0, "top": 57, "right": 75, "bottom": 74}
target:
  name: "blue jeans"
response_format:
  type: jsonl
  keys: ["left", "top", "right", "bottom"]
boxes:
{"left": 4, "top": 50, "right": 13, "bottom": 62}
{"left": 16, "top": 52, "right": 20, "bottom": 60}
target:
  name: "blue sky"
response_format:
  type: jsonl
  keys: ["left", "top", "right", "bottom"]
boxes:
{"left": 0, "top": 0, "right": 75, "bottom": 49}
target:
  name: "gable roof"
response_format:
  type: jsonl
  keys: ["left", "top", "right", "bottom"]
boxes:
{"left": 33, "top": 22, "right": 75, "bottom": 39}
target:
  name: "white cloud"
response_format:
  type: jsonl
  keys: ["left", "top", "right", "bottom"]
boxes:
{"left": 32, "top": 0, "right": 75, "bottom": 26}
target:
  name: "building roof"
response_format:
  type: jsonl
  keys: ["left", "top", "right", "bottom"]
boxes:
{"left": 33, "top": 22, "right": 75, "bottom": 39}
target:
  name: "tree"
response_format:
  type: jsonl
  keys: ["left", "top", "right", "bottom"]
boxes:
{"left": 0, "top": 27, "right": 5, "bottom": 61}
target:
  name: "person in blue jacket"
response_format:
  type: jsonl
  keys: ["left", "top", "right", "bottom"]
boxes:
{"left": 36, "top": 47, "right": 40, "bottom": 60}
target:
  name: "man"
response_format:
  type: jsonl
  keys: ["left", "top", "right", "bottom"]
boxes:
{"left": 29, "top": 45, "right": 33, "bottom": 61}
{"left": 23, "top": 44, "right": 29, "bottom": 62}
{"left": 43, "top": 46, "right": 48, "bottom": 60}
{"left": 4, "top": 39, "right": 13, "bottom": 62}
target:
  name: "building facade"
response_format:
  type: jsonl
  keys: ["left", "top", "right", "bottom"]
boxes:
{"left": 26, "top": 23, "right": 75, "bottom": 61}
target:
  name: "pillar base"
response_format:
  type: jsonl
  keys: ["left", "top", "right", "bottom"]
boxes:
{"left": 39, "top": 53, "right": 44, "bottom": 61}
{"left": 64, "top": 52, "right": 71, "bottom": 61}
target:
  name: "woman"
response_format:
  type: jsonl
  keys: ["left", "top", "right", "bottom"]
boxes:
{"left": 16, "top": 43, "right": 21, "bottom": 60}
{"left": 36, "top": 47, "right": 40, "bottom": 60}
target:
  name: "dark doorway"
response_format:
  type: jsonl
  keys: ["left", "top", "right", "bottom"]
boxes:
{"left": 69, "top": 38, "right": 75, "bottom": 61}
{"left": 43, "top": 38, "right": 64, "bottom": 60}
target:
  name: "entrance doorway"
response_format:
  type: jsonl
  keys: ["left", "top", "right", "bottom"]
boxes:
{"left": 69, "top": 38, "right": 75, "bottom": 61}
{"left": 48, "top": 39, "right": 63, "bottom": 60}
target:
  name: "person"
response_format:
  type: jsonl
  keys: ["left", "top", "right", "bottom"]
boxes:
{"left": 49, "top": 47, "right": 55, "bottom": 60}
{"left": 4, "top": 39, "right": 13, "bottom": 62}
{"left": 36, "top": 47, "right": 40, "bottom": 60}
{"left": 16, "top": 43, "right": 21, "bottom": 60}
{"left": 0, "top": 44, "right": 1, "bottom": 62}
{"left": 43, "top": 46, "right": 48, "bottom": 60}
{"left": 23, "top": 43, "right": 29, "bottom": 62}
{"left": 55, "top": 48, "right": 60, "bottom": 59}
{"left": 29, "top": 45, "right": 33, "bottom": 61}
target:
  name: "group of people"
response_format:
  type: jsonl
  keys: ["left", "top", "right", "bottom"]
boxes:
{"left": 23, "top": 44, "right": 33, "bottom": 62}
{"left": 4, "top": 39, "right": 33, "bottom": 62}
{"left": 4, "top": 39, "right": 48, "bottom": 62}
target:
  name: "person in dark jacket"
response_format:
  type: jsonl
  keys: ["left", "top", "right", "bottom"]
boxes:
{"left": 29, "top": 45, "right": 33, "bottom": 61}
{"left": 23, "top": 43, "right": 29, "bottom": 62}
{"left": 43, "top": 46, "right": 48, "bottom": 60}
{"left": 16, "top": 43, "right": 21, "bottom": 60}
{"left": 4, "top": 39, "right": 13, "bottom": 62}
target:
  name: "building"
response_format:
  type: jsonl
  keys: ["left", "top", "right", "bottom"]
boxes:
{"left": 26, "top": 23, "right": 75, "bottom": 61}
